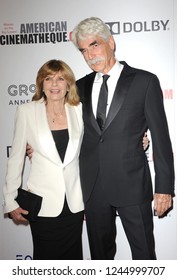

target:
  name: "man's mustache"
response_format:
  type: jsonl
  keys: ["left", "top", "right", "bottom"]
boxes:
{"left": 88, "top": 57, "right": 104, "bottom": 65}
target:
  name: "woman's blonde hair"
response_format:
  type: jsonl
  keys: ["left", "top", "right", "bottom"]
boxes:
{"left": 32, "top": 59, "right": 80, "bottom": 105}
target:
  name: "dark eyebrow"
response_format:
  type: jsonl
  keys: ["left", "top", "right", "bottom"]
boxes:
{"left": 90, "top": 40, "right": 98, "bottom": 46}
{"left": 79, "top": 40, "right": 98, "bottom": 52}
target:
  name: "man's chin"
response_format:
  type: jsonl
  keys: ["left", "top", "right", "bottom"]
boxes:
{"left": 89, "top": 64, "right": 102, "bottom": 72}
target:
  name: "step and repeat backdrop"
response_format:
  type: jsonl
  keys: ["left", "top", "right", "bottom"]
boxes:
{"left": 0, "top": 0, "right": 177, "bottom": 260}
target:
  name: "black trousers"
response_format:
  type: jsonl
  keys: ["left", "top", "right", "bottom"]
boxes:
{"left": 85, "top": 178, "right": 156, "bottom": 260}
{"left": 30, "top": 198, "right": 84, "bottom": 260}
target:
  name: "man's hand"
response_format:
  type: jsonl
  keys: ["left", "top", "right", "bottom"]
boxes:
{"left": 143, "top": 132, "right": 149, "bottom": 150}
{"left": 9, "top": 207, "right": 29, "bottom": 223}
{"left": 154, "top": 193, "right": 172, "bottom": 217}
{"left": 26, "top": 144, "right": 33, "bottom": 160}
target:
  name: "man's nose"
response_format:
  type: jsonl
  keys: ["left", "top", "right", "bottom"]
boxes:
{"left": 87, "top": 49, "right": 94, "bottom": 59}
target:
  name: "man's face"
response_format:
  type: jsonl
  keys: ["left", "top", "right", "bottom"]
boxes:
{"left": 77, "top": 35, "right": 116, "bottom": 74}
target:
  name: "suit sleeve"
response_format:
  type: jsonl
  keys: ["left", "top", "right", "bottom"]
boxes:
{"left": 3, "top": 105, "right": 28, "bottom": 213}
{"left": 144, "top": 74, "right": 174, "bottom": 195}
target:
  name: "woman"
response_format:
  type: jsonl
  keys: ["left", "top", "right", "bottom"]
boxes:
{"left": 3, "top": 59, "right": 84, "bottom": 260}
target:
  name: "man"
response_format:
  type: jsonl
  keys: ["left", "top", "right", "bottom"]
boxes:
{"left": 71, "top": 17, "right": 174, "bottom": 259}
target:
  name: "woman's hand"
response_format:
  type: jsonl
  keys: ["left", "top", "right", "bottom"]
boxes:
{"left": 143, "top": 132, "right": 149, "bottom": 150}
{"left": 26, "top": 144, "right": 33, "bottom": 160}
{"left": 9, "top": 207, "right": 29, "bottom": 223}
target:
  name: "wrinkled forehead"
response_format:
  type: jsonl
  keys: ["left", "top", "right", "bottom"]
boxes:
{"left": 77, "top": 34, "right": 103, "bottom": 47}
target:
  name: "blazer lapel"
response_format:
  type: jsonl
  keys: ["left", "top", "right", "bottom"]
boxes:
{"left": 104, "top": 61, "right": 136, "bottom": 131}
{"left": 35, "top": 99, "right": 61, "bottom": 164}
{"left": 63, "top": 103, "right": 83, "bottom": 167}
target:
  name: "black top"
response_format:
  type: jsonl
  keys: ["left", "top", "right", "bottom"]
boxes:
{"left": 51, "top": 129, "right": 69, "bottom": 162}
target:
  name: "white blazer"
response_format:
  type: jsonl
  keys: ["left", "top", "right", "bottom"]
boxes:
{"left": 3, "top": 98, "right": 84, "bottom": 217}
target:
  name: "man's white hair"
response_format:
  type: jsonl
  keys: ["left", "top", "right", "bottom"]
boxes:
{"left": 72, "top": 17, "right": 111, "bottom": 48}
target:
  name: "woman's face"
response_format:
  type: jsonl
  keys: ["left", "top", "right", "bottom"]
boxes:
{"left": 43, "top": 71, "right": 68, "bottom": 102}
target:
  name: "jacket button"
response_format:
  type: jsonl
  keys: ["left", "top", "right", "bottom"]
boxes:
{"left": 100, "top": 137, "right": 104, "bottom": 143}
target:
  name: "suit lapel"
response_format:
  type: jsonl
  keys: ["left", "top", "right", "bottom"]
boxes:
{"left": 84, "top": 72, "right": 96, "bottom": 116}
{"left": 84, "top": 72, "right": 103, "bottom": 133}
{"left": 83, "top": 62, "right": 136, "bottom": 133}
{"left": 104, "top": 62, "right": 136, "bottom": 131}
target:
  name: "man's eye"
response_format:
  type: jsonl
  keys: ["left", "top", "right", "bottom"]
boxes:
{"left": 80, "top": 49, "right": 86, "bottom": 54}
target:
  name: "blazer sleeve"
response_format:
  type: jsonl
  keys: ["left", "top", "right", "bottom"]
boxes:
{"left": 144, "top": 74, "right": 175, "bottom": 195}
{"left": 3, "top": 105, "right": 28, "bottom": 213}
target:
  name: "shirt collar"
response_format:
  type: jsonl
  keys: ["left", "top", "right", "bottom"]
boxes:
{"left": 95, "top": 60, "right": 123, "bottom": 81}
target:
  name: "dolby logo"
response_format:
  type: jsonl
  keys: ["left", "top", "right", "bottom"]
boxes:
{"left": 106, "top": 20, "right": 169, "bottom": 34}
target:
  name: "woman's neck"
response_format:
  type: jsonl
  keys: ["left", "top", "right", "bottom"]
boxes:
{"left": 46, "top": 100, "right": 68, "bottom": 130}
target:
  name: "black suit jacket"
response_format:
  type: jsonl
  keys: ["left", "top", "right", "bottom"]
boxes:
{"left": 77, "top": 61, "right": 174, "bottom": 207}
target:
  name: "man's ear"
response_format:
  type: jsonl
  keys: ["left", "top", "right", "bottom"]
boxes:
{"left": 108, "top": 35, "right": 116, "bottom": 51}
